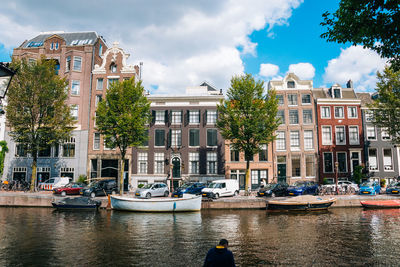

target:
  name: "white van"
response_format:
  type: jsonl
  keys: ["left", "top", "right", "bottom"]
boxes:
{"left": 201, "top": 179, "right": 239, "bottom": 199}
{"left": 39, "top": 177, "right": 70, "bottom": 190}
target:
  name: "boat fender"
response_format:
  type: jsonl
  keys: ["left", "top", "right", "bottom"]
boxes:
{"left": 173, "top": 202, "right": 176, "bottom": 211}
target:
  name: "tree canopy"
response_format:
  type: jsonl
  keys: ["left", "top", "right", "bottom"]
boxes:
{"left": 217, "top": 74, "right": 279, "bottom": 191}
{"left": 95, "top": 78, "right": 151, "bottom": 194}
{"left": 6, "top": 57, "right": 74, "bottom": 191}
{"left": 321, "top": 0, "right": 400, "bottom": 70}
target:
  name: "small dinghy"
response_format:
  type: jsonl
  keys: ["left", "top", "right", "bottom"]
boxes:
{"left": 361, "top": 200, "right": 400, "bottom": 209}
{"left": 266, "top": 195, "right": 336, "bottom": 211}
{"left": 52, "top": 196, "right": 102, "bottom": 210}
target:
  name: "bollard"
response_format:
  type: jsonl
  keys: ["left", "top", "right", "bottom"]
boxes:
{"left": 106, "top": 194, "right": 111, "bottom": 210}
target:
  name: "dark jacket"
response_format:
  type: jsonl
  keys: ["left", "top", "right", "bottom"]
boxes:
{"left": 203, "top": 245, "right": 235, "bottom": 267}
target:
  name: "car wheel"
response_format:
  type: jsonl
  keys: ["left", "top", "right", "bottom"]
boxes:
{"left": 214, "top": 193, "right": 219, "bottom": 199}
{"left": 234, "top": 191, "right": 239, "bottom": 196}
{"left": 90, "top": 192, "right": 96, "bottom": 198}
{"left": 271, "top": 192, "right": 276, "bottom": 198}
{"left": 111, "top": 190, "right": 116, "bottom": 195}
{"left": 61, "top": 191, "right": 66, "bottom": 197}
{"left": 164, "top": 191, "right": 169, "bottom": 197}
{"left": 146, "top": 193, "right": 151, "bottom": 199}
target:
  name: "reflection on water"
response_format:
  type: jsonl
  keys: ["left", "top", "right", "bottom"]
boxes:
{"left": 1, "top": 208, "right": 400, "bottom": 266}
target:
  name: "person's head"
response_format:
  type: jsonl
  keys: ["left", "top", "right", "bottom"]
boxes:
{"left": 219, "top": 239, "right": 229, "bottom": 248}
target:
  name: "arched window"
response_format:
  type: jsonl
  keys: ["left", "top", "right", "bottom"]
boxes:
{"left": 110, "top": 63, "right": 117, "bottom": 73}
{"left": 287, "top": 81, "right": 295, "bottom": 88}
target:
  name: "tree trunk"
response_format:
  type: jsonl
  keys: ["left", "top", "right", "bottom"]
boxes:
{"left": 30, "top": 157, "right": 37, "bottom": 192}
{"left": 120, "top": 157, "right": 125, "bottom": 195}
{"left": 245, "top": 159, "right": 251, "bottom": 195}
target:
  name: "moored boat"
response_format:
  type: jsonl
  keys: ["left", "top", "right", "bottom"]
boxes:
{"left": 266, "top": 195, "right": 336, "bottom": 211}
{"left": 52, "top": 196, "right": 102, "bottom": 210}
{"left": 110, "top": 194, "right": 202, "bottom": 212}
{"left": 361, "top": 200, "right": 400, "bottom": 209}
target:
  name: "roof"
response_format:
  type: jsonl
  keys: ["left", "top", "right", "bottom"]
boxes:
{"left": 20, "top": 31, "right": 100, "bottom": 48}
{"left": 199, "top": 81, "right": 217, "bottom": 91}
{"left": 356, "top": 93, "right": 373, "bottom": 106}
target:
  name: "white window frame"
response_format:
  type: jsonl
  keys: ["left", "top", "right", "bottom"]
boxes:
{"left": 276, "top": 131, "right": 286, "bottom": 151}
{"left": 138, "top": 152, "right": 148, "bottom": 174}
{"left": 305, "top": 154, "right": 315, "bottom": 178}
{"left": 171, "top": 111, "right": 182, "bottom": 125}
{"left": 349, "top": 125, "right": 359, "bottom": 145}
{"left": 171, "top": 129, "right": 182, "bottom": 148}
{"left": 335, "top": 126, "right": 346, "bottom": 145}
{"left": 71, "top": 80, "right": 80, "bottom": 96}
{"left": 207, "top": 110, "right": 217, "bottom": 125}
{"left": 96, "top": 78, "right": 103, "bottom": 90}
{"left": 289, "top": 109, "right": 299, "bottom": 125}
{"left": 321, "top": 106, "right": 331, "bottom": 119}
{"left": 155, "top": 110, "right": 165, "bottom": 125}
{"left": 207, "top": 152, "right": 218, "bottom": 174}
{"left": 303, "top": 109, "right": 313, "bottom": 124}
{"left": 383, "top": 148, "right": 393, "bottom": 171}
{"left": 366, "top": 126, "right": 377, "bottom": 141}
{"left": 290, "top": 131, "right": 300, "bottom": 151}
{"left": 189, "top": 110, "right": 200, "bottom": 124}
{"left": 93, "top": 133, "right": 100, "bottom": 150}
{"left": 348, "top": 106, "right": 358, "bottom": 119}
{"left": 291, "top": 156, "right": 301, "bottom": 178}
{"left": 304, "top": 130, "right": 314, "bottom": 150}
{"left": 73, "top": 56, "right": 82, "bottom": 71}
{"left": 336, "top": 152, "right": 347, "bottom": 173}
{"left": 288, "top": 94, "right": 298, "bottom": 106}
{"left": 154, "top": 153, "right": 164, "bottom": 174}
{"left": 368, "top": 148, "right": 378, "bottom": 171}
{"left": 323, "top": 152, "right": 334, "bottom": 173}
{"left": 70, "top": 104, "right": 78, "bottom": 121}
{"left": 189, "top": 152, "right": 200, "bottom": 174}
{"left": 381, "top": 128, "right": 391, "bottom": 141}
{"left": 334, "top": 106, "right": 344, "bottom": 119}
{"left": 301, "top": 94, "right": 311, "bottom": 105}
{"left": 322, "top": 126, "right": 332, "bottom": 145}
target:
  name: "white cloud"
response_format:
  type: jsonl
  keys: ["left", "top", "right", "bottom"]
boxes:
{"left": 323, "top": 45, "right": 387, "bottom": 91}
{"left": 259, "top": 63, "right": 280, "bottom": 78}
{"left": 0, "top": 0, "right": 303, "bottom": 94}
{"left": 288, "top": 62, "right": 315, "bottom": 79}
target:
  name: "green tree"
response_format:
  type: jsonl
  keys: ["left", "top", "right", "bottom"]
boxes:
{"left": 96, "top": 78, "right": 151, "bottom": 195}
{"left": 321, "top": 0, "right": 400, "bottom": 70}
{"left": 217, "top": 74, "right": 279, "bottom": 192}
{"left": 6, "top": 58, "right": 74, "bottom": 191}
{"left": 368, "top": 67, "right": 400, "bottom": 143}
{"left": 0, "top": 141, "right": 8, "bottom": 176}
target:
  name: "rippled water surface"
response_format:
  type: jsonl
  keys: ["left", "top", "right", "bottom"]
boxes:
{"left": 1, "top": 207, "right": 400, "bottom": 266}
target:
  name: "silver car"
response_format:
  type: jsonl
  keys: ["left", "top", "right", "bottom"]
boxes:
{"left": 135, "top": 183, "right": 169, "bottom": 198}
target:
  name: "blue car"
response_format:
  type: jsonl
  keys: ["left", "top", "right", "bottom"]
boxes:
{"left": 386, "top": 182, "right": 400, "bottom": 194}
{"left": 359, "top": 181, "right": 381, "bottom": 195}
{"left": 287, "top": 181, "right": 318, "bottom": 196}
{"left": 172, "top": 182, "right": 206, "bottom": 198}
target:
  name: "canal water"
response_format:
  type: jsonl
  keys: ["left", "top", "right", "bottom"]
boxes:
{"left": 1, "top": 208, "right": 400, "bottom": 266}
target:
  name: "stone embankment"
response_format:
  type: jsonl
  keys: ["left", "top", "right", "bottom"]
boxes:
{"left": 0, "top": 191, "right": 399, "bottom": 209}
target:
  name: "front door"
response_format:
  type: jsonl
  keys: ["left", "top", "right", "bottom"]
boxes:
{"left": 239, "top": 174, "right": 245, "bottom": 190}
{"left": 101, "top": 160, "right": 119, "bottom": 178}
{"left": 351, "top": 152, "right": 360, "bottom": 173}
{"left": 277, "top": 164, "right": 286, "bottom": 183}
{"left": 172, "top": 157, "right": 181, "bottom": 178}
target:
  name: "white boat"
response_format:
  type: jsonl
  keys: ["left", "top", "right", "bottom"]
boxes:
{"left": 110, "top": 194, "right": 202, "bottom": 212}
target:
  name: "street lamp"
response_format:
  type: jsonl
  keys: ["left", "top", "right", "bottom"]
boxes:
{"left": 335, "top": 161, "right": 339, "bottom": 194}
{"left": 0, "top": 63, "right": 15, "bottom": 112}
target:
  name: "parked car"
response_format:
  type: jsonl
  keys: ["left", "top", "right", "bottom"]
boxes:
{"left": 172, "top": 182, "right": 206, "bottom": 198}
{"left": 287, "top": 181, "right": 318, "bottom": 196}
{"left": 338, "top": 181, "right": 359, "bottom": 193}
{"left": 201, "top": 179, "right": 239, "bottom": 199}
{"left": 80, "top": 179, "right": 118, "bottom": 198}
{"left": 53, "top": 182, "right": 85, "bottom": 196}
{"left": 359, "top": 181, "right": 381, "bottom": 195}
{"left": 386, "top": 182, "right": 400, "bottom": 194}
{"left": 135, "top": 183, "right": 169, "bottom": 198}
{"left": 257, "top": 183, "right": 288, "bottom": 197}
{"left": 39, "top": 177, "right": 70, "bottom": 190}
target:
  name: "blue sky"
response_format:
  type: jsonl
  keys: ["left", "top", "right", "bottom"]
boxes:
{"left": 0, "top": 0, "right": 387, "bottom": 93}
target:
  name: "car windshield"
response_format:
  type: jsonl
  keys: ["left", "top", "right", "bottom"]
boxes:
{"left": 292, "top": 181, "right": 306, "bottom": 187}
{"left": 142, "top": 184, "right": 153, "bottom": 189}
{"left": 208, "top": 183, "right": 222, "bottom": 189}
{"left": 180, "top": 183, "right": 193, "bottom": 189}
{"left": 87, "top": 181, "right": 99, "bottom": 187}
{"left": 361, "top": 181, "right": 374, "bottom": 187}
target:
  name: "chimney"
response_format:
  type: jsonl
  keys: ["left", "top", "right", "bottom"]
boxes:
{"left": 346, "top": 79, "right": 353, "bottom": 88}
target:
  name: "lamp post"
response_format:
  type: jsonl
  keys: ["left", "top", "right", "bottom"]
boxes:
{"left": 335, "top": 161, "right": 339, "bottom": 195}
{"left": 0, "top": 62, "right": 16, "bottom": 112}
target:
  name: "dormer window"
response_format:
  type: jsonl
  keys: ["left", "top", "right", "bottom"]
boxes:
{"left": 110, "top": 63, "right": 117, "bottom": 73}
{"left": 287, "top": 81, "right": 295, "bottom": 88}
{"left": 333, "top": 88, "right": 341, "bottom": 98}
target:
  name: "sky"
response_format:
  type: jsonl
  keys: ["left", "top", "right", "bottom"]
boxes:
{"left": 0, "top": 0, "right": 388, "bottom": 94}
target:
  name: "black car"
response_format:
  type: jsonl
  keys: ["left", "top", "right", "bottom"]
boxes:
{"left": 257, "top": 183, "right": 289, "bottom": 197}
{"left": 172, "top": 182, "right": 206, "bottom": 198}
{"left": 80, "top": 179, "right": 118, "bottom": 198}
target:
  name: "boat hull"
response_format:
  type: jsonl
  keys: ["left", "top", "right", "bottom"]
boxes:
{"left": 110, "top": 194, "right": 202, "bottom": 212}
{"left": 361, "top": 200, "right": 400, "bottom": 209}
{"left": 51, "top": 203, "right": 99, "bottom": 210}
{"left": 267, "top": 196, "right": 336, "bottom": 211}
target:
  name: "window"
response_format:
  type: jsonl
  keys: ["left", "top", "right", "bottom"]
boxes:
{"left": 305, "top": 155, "right": 315, "bottom": 177}
{"left": 155, "top": 110, "right": 165, "bottom": 124}
{"left": 95, "top": 95, "right": 102, "bottom": 107}
{"left": 336, "top": 126, "right": 346, "bottom": 145}
{"left": 368, "top": 148, "right": 378, "bottom": 171}
{"left": 302, "top": 94, "right": 311, "bottom": 104}
{"left": 337, "top": 152, "right": 347, "bottom": 173}
{"left": 138, "top": 153, "right": 148, "bottom": 174}
{"left": 333, "top": 88, "right": 341, "bottom": 98}
{"left": 349, "top": 126, "right": 359, "bottom": 145}
{"left": 348, "top": 106, "right": 357, "bottom": 118}
{"left": 276, "top": 131, "right": 286, "bottom": 150}
{"left": 207, "top": 129, "right": 218, "bottom": 146}
{"left": 334, "top": 107, "right": 344, "bottom": 118}
{"left": 154, "top": 153, "right": 164, "bottom": 174}
{"left": 172, "top": 111, "right": 182, "bottom": 124}
{"left": 292, "top": 156, "right": 301, "bottom": 177}
{"left": 230, "top": 146, "right": 239, "bottom": 161}
{"left": 107, "top": 78, "right": 119, "bottom": 88}
{"left": 366, "top": 126, "right": 376, "bottom": 140}
{"left": 383, "top": 149, "right": 393, "bottom": 171}
{"left": 73, "top": 56, "right": 82, "bottom": 71}
{"left": 290, "top": 131, "right": 300, "bottom": 151}
{"left": 66, "top": 56, "right": 71, "bottom": 71}
{"left": 207, "top": 110, "right": 217, "bottom": 124}
{"left": 277, "top": 110, "right": 285, "bottom": 124}
{"left": 288, "top": 94, "right": 298, "bottom": 105}
{"left": 50, "top": 42, "right": 54, "bottom": 50}
{"left": 287, "top": 81, "right": 295, "bottom": 88}
{"left": 55, "top": 42, "right": 59, "bottom": 50}
{"left": 189, "top": 129, "right": 200, "bottom": 147}
{"left": 251, "top": 170, "right": 267, "bottom": 188}
{"left": 277, "top": 95, "right": 284, "bottom": 106}
{"left": 207, "top": 152, "right": 217, "bottom": 174}
{"left": 110, "top": 63, "right": 117, "bottom": 73}
{"left": 71, "top": 80, "right": 80, "bottom": 95}
{"left": 155, "top": 129, "right": 165, "bottom": 147}
{"left": 304, "top": 130, "right": 313, "bottom": 150}
{"left": 259, "top": 144, "right": 268, "bottom": 161}
{"left": 303, "top": 109, "right": 313, "bottom": 124}
{"left": 189, "top": 153, "right": 199, "bottom": 174}
{"left": 171, "top": 129, "right": 181, "bottom": 147}
{"left": 99, "top": 44, "right": 103, "bottom": 56}
{"left": 141, "top": 130, "right": 149, "bottom": 147}
{"left": 63, "top": 137, "right": 75, "bottom": 157}
{"left": 189, "top": 110, "right": 200, "bottom": 124}
{"left": 322, "top": 126, "right": 332, "bottom": 145}
{"left": 289, "top": 110, "right": 299, "bottom": 124}
{"left": 365, "top": 111, "right": 374, "bottom": 122}
{"left": 93, "top": 133, "right": 100, "bottom": 150}
{"left": 97, "top": 78, "right": 103, "bottom": 90}
{"left": 70, "top": 105, "right": 78, "bottom": 121}
{"left": 16, "top": 144, "right": 28, "bottom": 157}
{"left": 323, "top": 152, "right": 333, "bottom": 173}
{"left": 38, "top": 143, "right": 51, "bottom": 157}
{"left": 321, "top": 106, "right": 331, "bottom": 118}
{"left": 381, "top": 128, "right": 391, "bottom": 140}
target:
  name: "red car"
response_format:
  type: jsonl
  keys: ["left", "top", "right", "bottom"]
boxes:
{"left": 53, "top": 183, "right": 85, "bottom": 196}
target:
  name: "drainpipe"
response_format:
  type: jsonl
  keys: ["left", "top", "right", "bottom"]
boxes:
{"left": 86, "top": 40, "right": 96, "bottom": 178}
